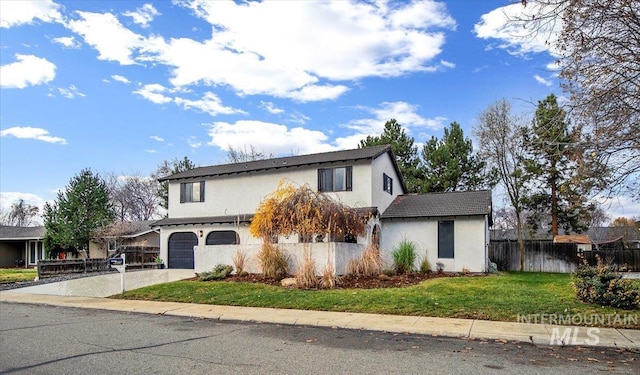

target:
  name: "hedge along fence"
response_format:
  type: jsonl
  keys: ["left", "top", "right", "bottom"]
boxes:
{"left": 37, "top": 259, "right": 110, "bottom": 279}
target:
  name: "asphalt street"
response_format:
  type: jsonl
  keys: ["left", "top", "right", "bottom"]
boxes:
{"left": 0, "top": 303, "right": 637, "bottom": 375}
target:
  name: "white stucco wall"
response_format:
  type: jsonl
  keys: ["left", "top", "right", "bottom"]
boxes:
{"left": 380, "top": 216, "right": 488, "bottom": 273}
{"left": 194, "top": 242, "right": 365, "bottom": 275}
{"left": 167, "top": 161, "right": 375, "bottom": 219}
{"left": 370, "top": 154, "right": 404, "bottom": 213}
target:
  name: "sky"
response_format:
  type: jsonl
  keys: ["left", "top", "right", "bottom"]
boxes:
{"left": 1, "top": 0, "right": 637, "bottom": 223}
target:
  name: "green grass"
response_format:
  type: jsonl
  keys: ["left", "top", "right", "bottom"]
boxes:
{"left": 116, "top": 272, "right": 639, "bottom": 328}
{"left": 0, "top": 268, "right": 37, "bottom": 283}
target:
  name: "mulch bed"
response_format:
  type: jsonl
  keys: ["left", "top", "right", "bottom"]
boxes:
{"left": 220, "top": 271, "right": 471, "bottom": 289}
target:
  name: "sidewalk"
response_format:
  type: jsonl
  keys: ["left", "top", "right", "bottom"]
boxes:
{"left": 1, "top": 272, "right": 638, "bottom": 349}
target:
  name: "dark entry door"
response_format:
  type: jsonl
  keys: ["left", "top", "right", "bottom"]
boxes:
{"left": 168, "top": 232, "right": 197, "bottom": 269}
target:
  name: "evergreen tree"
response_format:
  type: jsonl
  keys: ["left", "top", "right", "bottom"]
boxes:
{"left": 359, "top": 119, "right": 423, "bottom": 193}
{"left": 43, "top": 169, "right": 115, "bottom": 258}
{"left": 523, "top": 94, "right": 592, "bottom": 235}
{"left": 152, "top": 156, "right": 196, "bottom": 210}
{"left": 420, "top": 122, "right": 492, "bottom": 192}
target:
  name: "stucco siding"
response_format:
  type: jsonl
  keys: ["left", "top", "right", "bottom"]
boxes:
{"left": 370, "top": 154, "right": 403, "bottom": 212}
{"left": 167, "top": 161, "right": 374, "bottom": 219}
{"left": 380, "top": 217, "right": 487, "bottom": 273}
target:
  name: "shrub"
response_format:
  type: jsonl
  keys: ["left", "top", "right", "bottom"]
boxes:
{"left": 345, "top": 244, "right": 383, "bottom": 277}
{"left": 199, "top": 264, "right": 233, "bottom": 281}
{"left": 295, "top": 252, "right": 317, "bottom": 289}
{"left": 258, "top": 242, "right": 289, "bottom": 279}
{"left": 392, "top": 240, "right": 416, "bottom": 274}
{"left": 419, "top": 258, "right": 432, "bottom": 274}
{"left": 572, "top": 255, "right": 640, "bottom": 310}
{"left": 233, "top": 249, "right": 247, "bottom": 275}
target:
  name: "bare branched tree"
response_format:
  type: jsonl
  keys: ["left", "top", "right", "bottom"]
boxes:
{"left": 514, "top": 1, "right": 640, "bottom": 201}
{"left": 3, "top": 199, "right": 40, "bottom": 227}
{"left": 226, "top": 145, "right": 273, "bottom": 163}
{"left": 474, "top": 99, "right": 529, "bottom": 270}
{"left": 107, "top": 172, "right": 162, "bottom": 222}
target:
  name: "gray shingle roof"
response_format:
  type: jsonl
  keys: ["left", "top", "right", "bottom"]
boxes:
{"left": 381, "top": 191, "right": 492, "bottom": 220}
{"left": 0, "top": 225, "right": 45, "bottom": 240}
{"left": 153, "top": 214, "right": 255, "bottom": 227}
{"left": 159, "top": 145, "right": 406, "bottom": 192}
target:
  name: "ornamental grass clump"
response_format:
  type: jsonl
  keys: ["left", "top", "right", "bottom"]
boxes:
{"left": 572, "top": 255, "right": 639, "bottom": 310}
{"left": 295, "top": 251, "right": 317, "bottom": 289}
{"left": 233, "top": 249, "right": 248, "bottom": 276}
{"left": 346, "top": 244, "right": 383, "bottom": 277}
{"left": 392, "top": 239, "right": 416, "bottom": 274}
{"left": 258, "top": 242, "right": 289, "bottom": 279}
{"left": 319, "top": 262, "right": 337, "bottom": 289}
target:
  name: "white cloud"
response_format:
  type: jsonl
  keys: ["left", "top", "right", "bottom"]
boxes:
{"left": 1, "top": 126, "right": 67, "bottom": 144}
{"left": 52, "top": 36, "right": 81, "bottom": 48}
{"left": 335, "top": 101, "right": 446, "bottom": 149}
{"left": 111, "top": 75, "right": 131, "bottom": 84}
{"left": 474, "top": 2, "right": 562, "bottom": 57}
{"left": 67, "top": 11, "right": 143, "bottom": 65}
{"left": 0, "top": 0, "right": 62, "bottom": 28}
{"left": 186, "top": 136, "right": 202, "bottom": 149}
{"left": 0, "top": 54, "right": 56, "bottom": 88}
{"left": 137, "top": 0, "right": 455, "bottom": 99}
{"left": 149, "top": 135, "right": 164, "bottom": 142}
{"left": 285, "top": 84, "right": 350, "bottom": 102}
{"left": 440, "top": 60, "right": 456, "bottom": 69}
{"left": 122, "top": 3, "right": 160, "bottom": 28}
{"left": 145, "top": 149, "right": 157, "bottom": 153}
{"left": 174, "top": 92, "right": 246, "bottom": 116}
{"left": 206, "top": 120, "right": 334, "bottom": 156}
{"left": 260, "top": 101, "right": 284, "bottom": 115}
{"left": 133, "top": 83, "right": 172, "bottom": 104}
{"left": 56, "top": 85, "right": 85, "bottom": 99}
{"left": 534, "top": 74, "right": 553, "bottom": 87}
{"left": 546, "top": 61, "right": 561, "bottom": 71}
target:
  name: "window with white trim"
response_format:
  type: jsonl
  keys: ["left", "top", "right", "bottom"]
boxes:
{"left": 180, "top": 181, "right": 204, "bottom": 203}
{"left": 318, "top": 166, "right": 352, "bottom": 192}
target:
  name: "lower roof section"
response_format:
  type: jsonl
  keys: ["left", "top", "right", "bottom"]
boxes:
{"left": 152, "top": 214, "right": 254, "bottom": 227}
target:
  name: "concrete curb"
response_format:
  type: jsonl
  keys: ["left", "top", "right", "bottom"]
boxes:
{"left": 1, "top": 291, "right": 637, "bottom": 349}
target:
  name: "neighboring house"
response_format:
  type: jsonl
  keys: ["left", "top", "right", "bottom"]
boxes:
{"left": 89, "top": 220, "right": 160, "bottom": 258}
{"left": 588, "top": 226, "right": 640, "bottom": 250}
{"left": 554, "top": 234, "right": 593, "bottom": 252}
{"left": 0, "top": 225, "right": 45, "bottom": 268}
{"left": 381, "top": 191, "right": 493, "bottom": 273}
{"left": 154, "top": 145, "right": 493, "bottom": 274}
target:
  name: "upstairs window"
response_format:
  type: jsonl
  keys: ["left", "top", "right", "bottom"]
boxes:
{"left": 180, "top": 181, "right": 205, "bottom": 203}
{"left": 383, "top": 173, "right": 393, "bottom": 195}
{"left": 318, "top": 166, "right": 352, "bottom": 192}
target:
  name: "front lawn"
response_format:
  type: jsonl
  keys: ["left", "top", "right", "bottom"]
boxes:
{"left": 116, "top": 272, "right": 639, "bottom": 328}
{"left": 0, "top": 268, "right": 37, "bottom": 283}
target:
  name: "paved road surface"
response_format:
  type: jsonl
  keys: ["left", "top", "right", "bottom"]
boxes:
{"left": 0, "top": 303, "right": 637, "bottom": 375}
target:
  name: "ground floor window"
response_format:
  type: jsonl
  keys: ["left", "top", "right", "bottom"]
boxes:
{"left": 205, "top": 230, "right": 240, "bottom": 245}
{"left": 28, "top": 241, "right": 45, "bottom": 265}
{"left": 438, "top": 220, "right": 454, "bottom": 258}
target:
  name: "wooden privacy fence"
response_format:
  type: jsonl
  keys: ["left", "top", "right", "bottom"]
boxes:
{"left": 489, "top": 241, "right": 640, "bottom": 273}
{"left": 111, "top": 246, "right": 160, "bottom": 270}
{"left": 37, "top": 259, "right": 110, "bottom": 279}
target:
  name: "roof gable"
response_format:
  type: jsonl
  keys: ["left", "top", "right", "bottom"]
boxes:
{"left": 160, "top": 145, "right": 406, "bottom": 192}
{"left": 381, "top": 191, "right": 492, "bottom": 220}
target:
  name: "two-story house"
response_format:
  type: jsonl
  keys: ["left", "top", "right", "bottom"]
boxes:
{"left": 154, "top": 144, "right": 492, "bottom": 274}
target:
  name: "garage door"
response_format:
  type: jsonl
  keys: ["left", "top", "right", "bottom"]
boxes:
{"left": 168, "top": 232, "right": 197, "bottom": 269}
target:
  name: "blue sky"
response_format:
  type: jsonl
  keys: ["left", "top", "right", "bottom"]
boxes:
{"left": 1, "top": 0, "right": 637, "bottom": 221}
